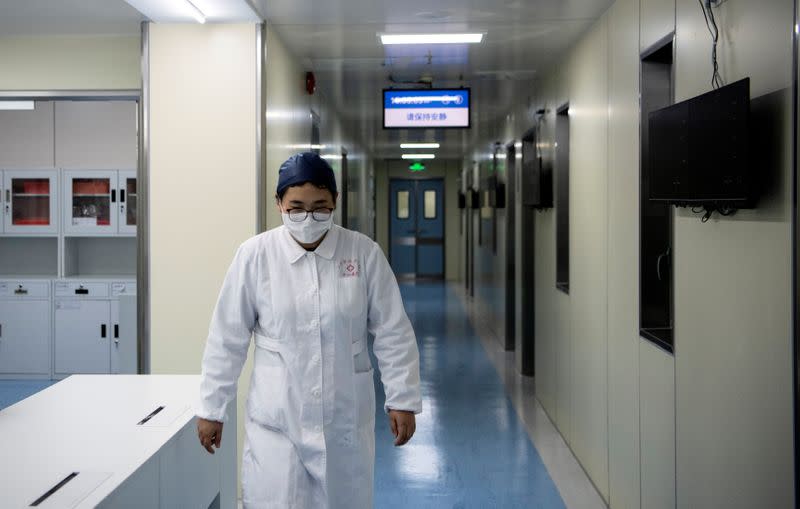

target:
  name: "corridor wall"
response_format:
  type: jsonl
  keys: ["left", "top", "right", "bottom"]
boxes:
{"left": 470, "top": 0, "right": 795, "bottom": 507}
{"left": 263, "top": 23, "right": 374, "bottom": 236}
{"left": 147, "top": 23, "right": 258, "bottom": 498}
{"left": 0, "top": 35, "right": 140, "bottom": 90}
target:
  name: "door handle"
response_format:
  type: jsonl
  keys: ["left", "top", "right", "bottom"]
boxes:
{"left": 114, "top": 324, "right": 119, "bottom": 339}
{"left": 656, "top": 247, "right": 671, "bottom": 281}
{"left": 120, "top": 189, "right": 125, "bottom": 203}
{"left": 101, "top": 324, "right": 107, "bottom": 338}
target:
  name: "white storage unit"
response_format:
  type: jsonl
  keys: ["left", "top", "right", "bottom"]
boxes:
{"left": 0, "top": 99, "right": 139, "bottom": 380}
{"left": 2, "top": 170, "right": 59, "bottom": 235}
{"left": 0, "top": 280, "right": 51, "bottom": 376}
{"left": 54, "top": 280, "right": 137, "bottom": 377}
{"left": 64, "top": 170, "right": 136, "bottom": 236}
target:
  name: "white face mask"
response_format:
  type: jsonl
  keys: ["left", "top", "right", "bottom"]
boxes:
{"left": 282, "top": 212, "right": 333, "bottom": 244}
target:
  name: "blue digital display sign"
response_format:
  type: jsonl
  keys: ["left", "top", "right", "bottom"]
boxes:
{"left": 383, "top": 88, "right": 471, "bottom": 129}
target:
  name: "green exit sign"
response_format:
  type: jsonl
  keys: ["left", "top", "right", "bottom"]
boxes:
{"left": 408, "top": 161, "right": 426, "bottom": 172}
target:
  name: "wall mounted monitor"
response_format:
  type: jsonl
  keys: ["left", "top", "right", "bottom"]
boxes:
{"left": 648, "top": 78, "right": 753, "bottom": 207}
{"left": 383, "top": 88, "right": 471, "bottom": 129}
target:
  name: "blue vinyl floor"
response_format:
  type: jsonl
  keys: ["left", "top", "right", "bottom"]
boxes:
{"left": 0, "top": 379, "right": 56, "bottom": 411}
{"left": 372, "top": 283, "right": 565, "bottom": 509}
{"left": 0, "top": 283, "right": 566, "bottom": 508}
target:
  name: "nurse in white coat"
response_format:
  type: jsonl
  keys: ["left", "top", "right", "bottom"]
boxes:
{"left": 195, "top": 152, "right": 422, "bottom": 509}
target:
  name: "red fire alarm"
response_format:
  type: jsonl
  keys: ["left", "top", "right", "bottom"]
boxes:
{"left": 305, "top": 72, "right": 316, "bottom": 95}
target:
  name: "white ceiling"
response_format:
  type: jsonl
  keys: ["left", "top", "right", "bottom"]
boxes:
{"left": 0, "top": 0, "right": 614, "bottom": 159}
{"left": 250, "top": 0, "right": 614, "bottom": 159}
{"left": 0, "top": 0, "right": 143, "bottom": 36}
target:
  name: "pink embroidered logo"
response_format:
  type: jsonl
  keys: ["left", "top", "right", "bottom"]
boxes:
{"left": 339, "top": 259, "right": 359, "bottom": 278}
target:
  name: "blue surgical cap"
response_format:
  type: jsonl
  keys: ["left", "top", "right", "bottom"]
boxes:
{"left": 277, "top": 152, "right": 338, "bottom": 197}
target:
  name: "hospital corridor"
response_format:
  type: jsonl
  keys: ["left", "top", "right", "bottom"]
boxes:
{"left": 1, "top": 0, "right": 799, "bottom": 508}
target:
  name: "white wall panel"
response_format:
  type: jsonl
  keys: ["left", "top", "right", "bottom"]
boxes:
{"left": 673, "top": 0, "right": 794, "bottom": 507}
{"left": 640, "top": 0, "right": 675, "bottom": 52}
{"left": 148, "top": 23, "right": 258, "bottom": 498}
{"left": 0, "top": 101, "right": 54, "bottom": 168}
{"left": 534, "top": 209, "right": 558, "bottom": 418}
{"left": 639, "top": 340, "right": 675, "bottom": 509}
{"left": 566, "top": 15, "right": 610, "bottom": 501}
{"left": 55, "top": 101, "right": 138, "bottom": 169}
{"left": 607, "top": 0, "right": 642, "bottom": 507}
{"left": 0, "top": 36, "right": 140, "bottom": 90}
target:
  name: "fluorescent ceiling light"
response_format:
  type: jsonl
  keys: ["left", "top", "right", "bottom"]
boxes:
{"left": 0, "top": 101, "right": 34, "bottom": 110}
{"left": 401, "top": 154, "right": 436, "bottom": 160}
{"left": 184, "top": 0, "right": 205, "bottom": 23}
{"left": 400, "top": 143, "right": 440, "bottom": 149}
{"left": 321, "top": 154, "right": 342, "bottom": 160}
{"left": 381, "top": 33, "right": 483, "bottom": 45}
{"left": 288, "top": 144, "right": 327, "bottom": 150}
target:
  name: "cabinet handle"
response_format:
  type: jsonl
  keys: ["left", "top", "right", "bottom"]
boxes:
{"left": 0, "top": 323, "right": 3, "bottom": 338}
{"left": 114, "top": 324, "right": 119, "bottom": 339}
{"left": 14, "top": 287, "right": 28, "bottom": 295}
{"left": 5, "top": 189, "right": 9, "bottom": 203}
{"left": 101, "top": 324, "right": 107, "bottom": 338}
{"left": 75, "top": 288, "right": 89, "bottom": 295}
{"left": 120, "top": 189, "right": 125, "bottom": 203}
{"left": 111, "top": 189, "right": 116, "bottom": 203}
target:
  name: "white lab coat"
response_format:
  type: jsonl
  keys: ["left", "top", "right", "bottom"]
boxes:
{"left": 196, "top": 224, "right": 422, "bottom": 509}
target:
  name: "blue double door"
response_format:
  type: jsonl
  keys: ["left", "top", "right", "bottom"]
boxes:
{"left": 389, "top": 179, "right": 445, "bottom": 279}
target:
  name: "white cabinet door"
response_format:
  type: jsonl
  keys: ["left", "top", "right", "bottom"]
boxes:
{"left": 118, "top": 170, "right": 136, "bottom": 235}
{"left": 55, "top": 300, "right": 110, "bottom": 374}
{"left": 63, "top": 171, "right": 119, "bottom": 235}
{"left": 111, "top": 296, "right": 138, "bottom": 375}
{"left": 0, "top": 300, "right": 50, "bottom": 375}
{"left": 3, "top": 170, "right": 59, "bottom": 235}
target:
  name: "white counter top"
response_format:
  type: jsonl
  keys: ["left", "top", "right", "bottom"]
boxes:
{"left": 0, "top": 375, "right": 235, "bottom": 509}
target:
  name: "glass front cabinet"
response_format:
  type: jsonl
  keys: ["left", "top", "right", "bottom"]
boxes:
{"left": 119, "top": 170, "right": 137, "bottom": 235}
{"left": 2, "top": 170, "right": 59, "bottom": 235}
{"left": 63, "top": 170, "right": 136, "bottom": 236}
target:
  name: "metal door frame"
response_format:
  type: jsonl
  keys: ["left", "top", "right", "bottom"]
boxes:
{"left": 504, "top": 141, "right": 517, "bottom": 351}
{"left": 388, "top": 176, "right": 446, "bottom": 280}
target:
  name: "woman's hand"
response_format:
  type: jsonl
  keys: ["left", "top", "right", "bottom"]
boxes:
{"left": 388, "top": 410, "right": 416, "bottom": 446}
{"left": 197, "top": 418, "right": 223, "bottom": 454}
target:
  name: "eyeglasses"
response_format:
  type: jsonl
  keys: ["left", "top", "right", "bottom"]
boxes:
{"left": 286, "top": 208, "right": 333, "bottom": 222}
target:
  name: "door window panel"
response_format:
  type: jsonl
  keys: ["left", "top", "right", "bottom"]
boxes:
{"left": 424, "top": 190, "right": 437, "bottom": 219}
{"left": 397, "top": 190, "right": 410, "bottom": 219}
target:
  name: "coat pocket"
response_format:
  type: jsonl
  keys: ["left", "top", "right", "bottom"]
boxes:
{"left": 337, "top": 276, "right": 366, "bottom": 319}
{"left": 246, "top": 341, "right": 288, "bottom": 432}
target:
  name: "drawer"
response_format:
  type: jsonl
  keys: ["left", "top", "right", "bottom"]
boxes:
{"left": 0, "top": 281, "right": 50, "bottom": 298}
{"left": 111, "top": 282, "right": 137, "bottom": 297}
{"left": 54, "top": 282, "right": 109, "bottom": 298}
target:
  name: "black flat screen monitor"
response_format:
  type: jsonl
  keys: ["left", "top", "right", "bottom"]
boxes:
{"left": 649, "top": 78, "right": 752, "bottom": 207}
